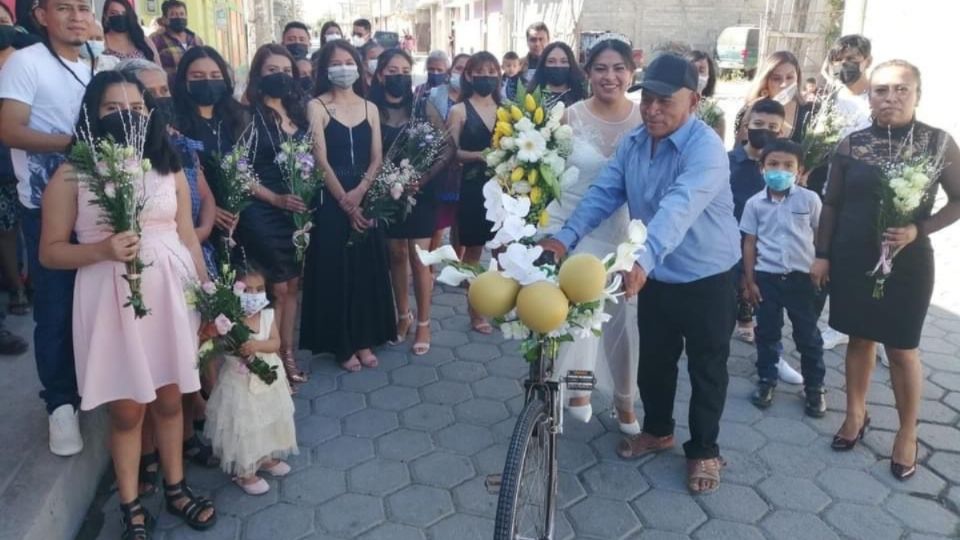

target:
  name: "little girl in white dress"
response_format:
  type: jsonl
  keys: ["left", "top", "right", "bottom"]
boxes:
{"left": 204, "top": 265, "right": 298, "bottom": 495}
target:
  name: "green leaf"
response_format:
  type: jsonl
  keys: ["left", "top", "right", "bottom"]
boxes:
{"left": 539, "top": 164, "right": 561, "bottom": 198}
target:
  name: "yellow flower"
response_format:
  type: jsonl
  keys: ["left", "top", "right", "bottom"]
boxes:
{"left": 496, "top": 107, "right": 511, "bottom": 123}
{"left": 533, "top": 107, "right": 545, "bottom": 125}
{"left": 527, "top": 168, "right": 539, "bottom": 185}
{"left": 530, "top": 186, "right": 543, "bottom": 204}
{"left": 525, "top": 94, "right": 537, "bottom": 113}
{"left": 510, "top": 105, "right": 523, "bottom": 121}
{"left": 538, "top": 210, "right": 550, "bottom": 228}
{"left": 496, "top": 121, "right": 513, "bottom": 137}
{"left": 492, "top": 133, "right": 502, "bottom": 150}
{"left": 510, "top": 167, "right": 525, "bottom": 182}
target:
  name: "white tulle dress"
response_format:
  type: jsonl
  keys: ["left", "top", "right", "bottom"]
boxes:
{"left": 204, "top": 308, "right": 298, "bottom": 476}
{"left": 543, "top": 100, "right": 644, "bottom": 413}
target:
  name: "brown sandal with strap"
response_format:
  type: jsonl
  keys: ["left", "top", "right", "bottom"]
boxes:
{"left": 281, "top": 349, "right": 308, "bottom": 384}
{"left": 686, "top": 457, "right": 725, "bottom": 495}
{"left": 616, "top": 433, "right": 675, "bottom": 460}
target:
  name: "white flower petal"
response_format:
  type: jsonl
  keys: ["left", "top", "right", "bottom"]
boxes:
{"left": 415, "top": 244, "right": 460, "bottom": 266}
{"left": 627, "top": 220, "right": 648, "bottom": 244}
{"left": 437, "top": 265, "right": 475, "bottom": 287}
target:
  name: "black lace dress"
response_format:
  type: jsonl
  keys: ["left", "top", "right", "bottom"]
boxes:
{"left": 299, "top": 104, "right": 396, "bottom": 361}
{"left": 457, "top": 101, "right": 495, "bottom": 247}
{"left": 818, "top": 121, "right": 960, "bottom": 349}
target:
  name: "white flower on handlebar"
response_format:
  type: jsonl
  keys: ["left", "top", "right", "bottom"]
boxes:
{"left": 489, "top": 214, "right": 538, "bottom": 249}
{"left": 497, "top": 243, "right": 548, "bottom": 286}
{"left": 414, "top": 244, "right": 460, "bottom": 266}
{"left": 437, "top": 265, "right": 476, "bottom": 287}
{"left": 604, "top": 220, "right": 648, "bottom": 274}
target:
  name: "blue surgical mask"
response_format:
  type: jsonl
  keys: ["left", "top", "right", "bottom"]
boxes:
{"left": 80, "top": 40, "right": 105, "bottom": 60}
{"left": 763, "top": 169, "right": 796, "bottom": 192}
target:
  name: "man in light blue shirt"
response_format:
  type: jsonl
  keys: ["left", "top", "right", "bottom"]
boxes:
{"left": 541, "top": 53, "right": 739, "bottom": 494}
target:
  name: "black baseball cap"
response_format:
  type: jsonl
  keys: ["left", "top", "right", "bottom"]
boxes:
{"left": 638, "top": 53, "right": 699, "bottom": 96}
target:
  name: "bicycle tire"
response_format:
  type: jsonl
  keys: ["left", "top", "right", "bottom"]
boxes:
{"left": 493, "top": 398, "right": 557, "bottom": 540}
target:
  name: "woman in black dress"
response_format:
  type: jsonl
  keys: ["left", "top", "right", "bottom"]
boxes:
{"left": 235, "top": 44, "right": 312, "bottom": 386}
{"left": 370, "top": 49, "right": 453, "bottom": 355}
{"left": 812, "top": 60, "right": 960, "bottom": 479}
{"left": 301, "top": 40, "right": 395, "bottom": 372}
{"left": 447, "top": 51, "right": 500, "bottom": 334}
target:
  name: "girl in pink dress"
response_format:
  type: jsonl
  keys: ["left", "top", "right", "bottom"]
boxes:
{"left": 39, "top": 71, "right": 216, "bottom": 538}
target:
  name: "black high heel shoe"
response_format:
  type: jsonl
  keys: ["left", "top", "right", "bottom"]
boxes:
{"left": 831, "top": 413, "right": 871, "bottom": 451}
{"left": 890, "top": 439, "right": 918, "bottom": 481}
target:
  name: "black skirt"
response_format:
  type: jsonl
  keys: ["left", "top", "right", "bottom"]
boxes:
{"left": 235, "top": 200, "right": 299, "bottom": 283}
{"left": 457, "top": 164, "right": 494, "bottom": 247}
{"left": 386, "top": 180, "right": 438, "bottom": 239}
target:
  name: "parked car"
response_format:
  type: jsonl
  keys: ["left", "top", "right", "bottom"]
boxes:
{"left": 716, "top": 25, "right": 759, "bottom": 79}
{"left": 374, "top": 31, "right": 399, "bottom": 49}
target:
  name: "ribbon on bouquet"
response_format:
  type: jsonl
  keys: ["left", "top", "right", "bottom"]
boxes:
{"left": 292, "top": 222, "right": 313, "bottom": 249}
{"left": 867, "top": 243, "right": 905, "bottom": 299}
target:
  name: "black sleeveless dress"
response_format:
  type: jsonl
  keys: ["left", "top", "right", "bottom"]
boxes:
{"left": 821, "top": 122, "right": 960, "bottom": 349}
{"left": 383, "top": 120, "right": 438, "bottom": 239}
{"left": 457, "top": 101, "right": 495, "bottom": 247}
{"left": 299, "top": 104, "right": 396, "bottom": 360}
{"left": 234, "top": 109, "right": 302, "bottom": 283}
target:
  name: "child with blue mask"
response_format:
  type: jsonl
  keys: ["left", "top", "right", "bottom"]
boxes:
{"left": 740, "top": 139, "right": 827, "bottom": 417}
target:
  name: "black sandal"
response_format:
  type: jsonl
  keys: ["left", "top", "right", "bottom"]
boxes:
{"left": 183, "top": 433, "right": 220, "bottom": 468}
{"left": 119, "top": 498, "right": 155, "bottom": 540}
{"left": 164, "top": 480, "right": 217, "bottom": 531}
{"left": 138, "top": 451, "right": 160, "bottom": 496}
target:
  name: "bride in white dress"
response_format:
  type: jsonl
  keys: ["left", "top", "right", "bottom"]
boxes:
{"left": 543, "top": 38, "right": 644, "bottom": 434}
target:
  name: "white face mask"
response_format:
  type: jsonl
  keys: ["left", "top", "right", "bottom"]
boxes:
{"left": 80, "top": 40, "right": 105, "bottom": 60}
{"left": 366, "top": 59, "right": 379, "bottom": 75}
{"left": 449, "top": 73, "right": 462, "bottom": 91}
{"left": 328, "top": 64, "right": 360, "bottom": 89}
{"left": 351, "top": 35, "right": 367, "bottom": 48}
{"left": 773, "top": 83, "right": 797, "bottom": 104}
{"left": 325, "top": 33, "right": 342, "bottom": 41}
{"left": 697, "top": 74, "right": 709, "bottom": 94}
{"left": 240, "top": 291, "right": 269, "bottom": 316}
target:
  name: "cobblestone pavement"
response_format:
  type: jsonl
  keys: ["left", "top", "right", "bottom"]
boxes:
{"left": 95, "top": 215, "right": 960, "bottom": 540}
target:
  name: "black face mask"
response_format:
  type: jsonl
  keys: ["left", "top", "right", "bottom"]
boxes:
{"left": 106, "top": 15, "right": 129, "bottom": 33}
{"left": 299, "top": 76, "right": 313, "bottom": 93}
{"left": 260, "top": 72, "right": 294, "bottom": 99}
{"left": 471, "top": 76, "right": 499, "bottom": 97}
{"left": 167, "top": 17, "right": 188, "bottom": 33}
{"left": 837, "top": 61, "right": 862, "bottom": 85}
{"left": 0, "top": 25, "right": 15, "bottom": 51}
{"left": 285, "top": 43, "right": 308, "bottom": 60}
{"left": 427, "top": 72, "right": 447, "bottom": 88}
{"left": 747, "top": 128, "right": 776, "bottom": 150}
{"left": 187, "top": 79, "right": 228, "bottom": 106}
{"left": 384, "top": 74, "right": 412, "bottom": 98}
{"left": 543, "top": 66, "right": 569, "bottom": 86}
{"left": 100, "top": 110, "right": 147, "bottom": 146}
{"left": 153, "top": 97, "right": 175, "bottom": 126}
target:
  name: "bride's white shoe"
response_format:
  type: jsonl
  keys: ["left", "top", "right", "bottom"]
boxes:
{"left": 566, "top": 403, "right": 593, "bottom": 423}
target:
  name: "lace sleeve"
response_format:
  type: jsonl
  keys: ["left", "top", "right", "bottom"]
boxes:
{"left": 918, "top": 131, "right": 960, "bottom": 236}
{"left": 815, "top": 136, "right": 852, "bottom": 257}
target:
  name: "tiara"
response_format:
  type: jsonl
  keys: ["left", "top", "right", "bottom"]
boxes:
{"left": 590, "top": 32, "right": 633, "bottom": 50}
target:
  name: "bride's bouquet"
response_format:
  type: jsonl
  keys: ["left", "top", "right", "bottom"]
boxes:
{"left": 69, "top": 111, "right": 153, "bottom": 318}
{"left": 483, "top": 85, "right": 578, "bottom": 248}
{"left": 276, "top": 138, "right": 324, "bottom": 263}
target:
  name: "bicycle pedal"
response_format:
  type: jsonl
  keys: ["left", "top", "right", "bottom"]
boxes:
{"left": 484, "top": 474, "right": 502, "bottom": 494}
{"left": 564, "top": 370, "right": 596, "bottom": 391}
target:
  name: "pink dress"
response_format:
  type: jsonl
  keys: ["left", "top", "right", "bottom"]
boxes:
{"left": 73, "top": 170, "right": 201, "bottom": 410}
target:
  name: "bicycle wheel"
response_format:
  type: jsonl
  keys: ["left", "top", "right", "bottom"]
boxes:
{"left": 494, "top": 398, "right": 557, "bottom": 540}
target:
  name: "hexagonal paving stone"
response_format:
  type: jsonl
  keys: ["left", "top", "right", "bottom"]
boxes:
{"left": 214, "top": 481, "right": 279, "bottom": 518}
{"left": 295, "top": 415, "right": 341, "bottom": 447}
{"left": 868, "top": 459, "right": 947, "bottom": 497}
{"left": 758, "top": 442, "right": 827, "bottom": 479}
{"left": 339, "top": 369, "right": 390, "bottom": 393}
{"left": 281, "top": 467, "right": 347, "bottom": 506}
{"left": 431, "top": 330, "right": 470, "bottom": 348}
{"left": 760, "top": 510, "right": 840, "bottom": 540}
{"left": 427, "top": 514, "right": 495, "bottom": 540}
{"left": 316, "top": 493, "right": 385, "bottom": 537}
{"left": 556, "top": 438, "right": 598, "bottom": 473}
{"left": 436, "top": 423, "right": 495, "bottom": 455}
{"left": 757, "top": 475, "right": 831, "bottom": 513}
{"left": 386, "top": 484, "right": 455, "bottom": 527}
{"left": 918, "top": 423, "right": 960, "bottom": 451}
{"left": 884, "top": 493, "right": 960, "bottom": 536}
{"left": 473, "top": 444, "right": 508, "bottom": 476}
{"left": 719, "top": 449, "right": 769, "bottom": 487}
{"left": 753, "top": 417, "right": 818, "bottom": 445}
{"left": 367, "top": 385, "right": 421, "bottom": 411}
{"left": 347, "top": 459, "right": 411, "bottom": 496}
{"left": 716, "top": 422, "right": 767, "bottom": 453}
{"left": 454, "top": 398, "right": 510, "bottom": 426}
{"left": 633, "top": 490, "right": 707, "bottom": 533}
{"left": 824, "top": 502, "right": 904, "bottom": 540}
{"left": 699, "top": 483, "right": 770, "bottom": 523}
{"left": 421, "top": 380, "right": 473, "bottom": 404}
{"left": 294, "top": 375, "right": 337, "bottom": 399}
{"left": 640, "top": 452, "right": 690, "bottom": 493}
{"left": 452, "top": 475, "right": 498, "bottom": 518}
{"left": 399, "top": 403, "right": 455, "bottom": 431}
{"left": 391, "top": 364, "right": 440, "bottom": 387}
{"left": 311, "top": 391, "right": 366, "bottom": 418}
{"left": 243, "top": 502, "right": 314, "bottom": 540}
{"left": 928, "top": 451, "right": 960, "bottom": 483}
{"left": 375, "top": 428, "right": 434, "bottom": 461}
{"left": 472, "top": 376, "right": 523, "bottom": 401}
{"left": 342, "top": 408, "right": 399, "bottom": 438}
{"left": 455, "top": 343, "right": 502, "bottom": 363}
{"left": 165, "top": 516, "right": 241, "bottom": 539}
{"left": 692, "top": 519, "right": 766, "bottom": 540}
{"left": 566, "top": 496, "right": 641, "bottom": 539}
{"left": 312, "top": 436, "right": 375, "bottom": 469}
{"left": 485, "top": 355, "right": 527, "bottom": 378}
{"left": 410, "top": 451, "right": 475, "bottom": 488}
{"left": 580, "top": 461, "right": 650, "bottom": 500}
{"left": 815, "top": 467, "right": 890, "bottom": 504}
{"left": 720, "top": 396, "right": 763, "bottom": 424}
{"left": 637, "top": 530, "right": 689, "bottom": 540}
{"left": 356, "top": 522, "right": 425, "bottom": 540}
{"left": 438, "top": 361, "right": 489, "bottom": 383}
{"left": 440, "top": 314, "right": 471, "bottom": 331}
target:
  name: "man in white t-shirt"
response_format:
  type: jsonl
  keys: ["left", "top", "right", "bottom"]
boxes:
{"left": 827, "top": 34, "right": 873, "bottom": 139}
{"left": 0, "top": 0, "right": 94, "bottom": 457}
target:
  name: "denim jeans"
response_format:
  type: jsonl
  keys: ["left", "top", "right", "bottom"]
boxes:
{"left": 755, "top": 271, "right": 826, "bottom": 390}
{"left": 20, "top": 206, "right": 79, "bottom": 413}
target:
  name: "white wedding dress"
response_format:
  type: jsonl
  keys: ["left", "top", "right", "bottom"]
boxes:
{"left": 543, "top": 100, "right": 643, "bottom": 420}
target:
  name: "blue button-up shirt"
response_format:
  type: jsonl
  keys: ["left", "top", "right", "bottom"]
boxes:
{"left": 555, "top": 116, "right": 740, "bottom": 284}
{"left": 728, "top": 144, "right": 766, "bottom": 222}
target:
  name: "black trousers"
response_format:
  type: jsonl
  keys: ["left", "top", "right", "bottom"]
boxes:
{"left": 636, "top": 269, "right": 736, "bottom": 459}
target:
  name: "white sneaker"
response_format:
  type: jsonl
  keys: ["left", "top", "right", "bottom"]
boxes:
{"left": 49, "top": 404, "right": 84, "bottom": 457}
{"left": 821, "top": 328, "right": 849, "bottom": 350}
{"left": 777, "top": 358, "right": 804, "bottom": 385}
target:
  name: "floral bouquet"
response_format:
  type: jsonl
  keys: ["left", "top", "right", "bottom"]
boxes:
{"left": 276, "top": 138, "right": 324, "bottom": 263}
{"left": 189, "top": 264, "right": 279, "bottom": 384}
{"left": 484, "top": 85, "right": 578, "bottom": 248}
{"left": 417, "top": 220, "right": 648, "bottom": 361}
{"left": 868, "top": 140, "right": 946, "bottom": 299}
{"left": 69, "top": 112, "right": 154, "bottom": 318}
{"left": 207, "top": 126, "right": 259, "bottom": 232}
{"left": 697, "top": 98, "right": 723, "bottom": 130}
{"left": 800, "top": 90, "right": 851, "bottom": 172}
{"left": 350, "top": 121, "right": 448, "bottom": 244}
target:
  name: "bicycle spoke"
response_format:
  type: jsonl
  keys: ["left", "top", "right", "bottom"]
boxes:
{"left": 514, "top": 419, "right": 552, "bottom": 539}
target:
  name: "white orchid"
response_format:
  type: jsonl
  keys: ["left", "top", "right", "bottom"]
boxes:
{"left": 627, "top": 219, "right": 648, "bottom": 244}
{"left": 415, "top": 244, "right": 460, "bottom": 266}
{"left": 500, "top": 320, "right": 531, "bottom": 341}
{"left": 497, "top": 243, "right": 548, "bottom": 285}
{"left": 437, "top": 265, "right": 476, "bottom": 287}
{"left": 559, "top": 166, "right": 580, "bottom": 189}
{"left": 605, "top": 222, "right": 649, "bottom": 275}
{"left": 515, "top": 117, "right": 536, "bottom": 134}
{"left": 569, "top": 307, "right": 611, "bottom": 339}
{"left": 489, "top": 215, "right": 537, "bottom": 248}
{"left": 483, "top": 179, "right": 507, "bottom": 228}
{"left": 515, "top": 129, "right": 547, "bottom": 163}
{"left": 501, "top": 193, "right": 532, "bottom": 221}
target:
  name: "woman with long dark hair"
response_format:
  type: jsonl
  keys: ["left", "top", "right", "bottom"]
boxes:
{"left": 300, "top": 40, "right": 395, "bottom": 372}
{"left": 235, "top": 43, "right": 311, "bottom": 388}
{"left": 527, "top": 41, "right": 587, "bottom": 108}
{"left": 447, "top": 51, "right": 500, "bottom": 333}
{"left": 39, "top": 71, "right": 216, "bottom": 537}
{"left": 102, "top": 0, "right": 159, "bottom": 61}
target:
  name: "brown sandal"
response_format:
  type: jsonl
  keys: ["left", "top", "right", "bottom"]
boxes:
{"left": 616, "top": 433, "right": 675, "bottom": 460}
{"left": 686, "top": 457, "right": 725, "bottom": 494}
{"left": 281, "top": 350, "right": 308, "bottom": 384}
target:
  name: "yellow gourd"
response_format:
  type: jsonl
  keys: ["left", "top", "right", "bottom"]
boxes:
{"left": 558, "top": 254, "right": 607, "bottom": 303}
{"left": 516, "top": 282, "right": 569, "bottom": 334}
{"left": 468, "top": 271, "right": 521, "bottom": 318}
